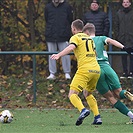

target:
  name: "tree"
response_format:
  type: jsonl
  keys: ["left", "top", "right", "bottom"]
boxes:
{"left": 0, "top": 0, "right": 118, "bottom": 75}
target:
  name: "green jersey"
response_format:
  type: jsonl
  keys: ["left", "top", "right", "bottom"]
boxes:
{"left": 92, "top": 36, "right": 121, "bottom": 95}
{"left": 92, "top": 36, "right": 108, "bottom": 62}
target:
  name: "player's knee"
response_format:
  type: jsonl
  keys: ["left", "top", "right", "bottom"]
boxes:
{"left": 68, "top": 89, "right": 79, "bottom": 98}
{"left": 83, "top": 90, "right": 91, "bottom": 98}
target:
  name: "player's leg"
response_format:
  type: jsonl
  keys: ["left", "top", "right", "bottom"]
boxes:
{"left": 68, "top": 89, "right": 90, "bottom": 126}
{"left": 103, "top": 91, "right": 129, "bottom": 115}
{"left": 84, "top": 72, "right": 102, "bottom": 125}
{"left": 113, "top": 88, "right": 133, "bottom": 101}
{"left": 96, "top": 64, "right": 133, "bottom": 124}
{"left": 103, "top": 90, "right": 133, "bottom": 124}
{"left": 114, "top": 100, "right": 133, "bottom": 124}
{"left": 84, "top": 90, "right": 102, "bottom": 125}
{"left": 105, "top": 62, "right": 133, "bottom": 101}
{"left": 85, "top": 93, "right": 99, "bottom": 117}
{"left": 69, "top": 72, "right": 90, "bottom": 126}
{"left": 68, "top": 89, "right": 85, "bottom": 112}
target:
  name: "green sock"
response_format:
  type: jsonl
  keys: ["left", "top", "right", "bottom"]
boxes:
{"left": 119, "top": 90, "right": 126, "bottom": 99}
{"left": 114, "top": 100, "right": 129, "bottom": 116}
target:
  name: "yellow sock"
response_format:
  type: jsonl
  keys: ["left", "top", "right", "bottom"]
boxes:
{"left": 69, "top": 94, "right": 85, "bottom": 112}
{"left": 86, "top": 94, "right": 99, "bottom": 116}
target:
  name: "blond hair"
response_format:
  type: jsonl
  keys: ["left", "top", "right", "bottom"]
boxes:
{"left": 82, "top": 23, "right": 95, "bottom": 34}
{"left": 72, "top": 19, "right": 84, "bottom": 31}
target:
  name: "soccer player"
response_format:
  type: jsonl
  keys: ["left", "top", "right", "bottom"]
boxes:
{"left": 51, "top": 19, "right": 102, "bottom": 126}
{"left": 83, "top": 23, "right": 133, "bottom": 124}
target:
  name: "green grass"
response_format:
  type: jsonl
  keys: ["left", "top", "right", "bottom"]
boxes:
{"left": 0, "top": 109, "right": 132, "bottom": 133}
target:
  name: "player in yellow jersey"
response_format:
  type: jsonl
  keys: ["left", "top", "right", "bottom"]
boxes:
{"left": 51, "top": 19, "right": 102, "bottom": 126}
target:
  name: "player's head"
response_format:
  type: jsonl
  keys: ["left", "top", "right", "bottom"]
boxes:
{"left": 90, "top": 0, "right": 100, "bottom": 11}
{"left": 71, "top": 19, "right": 84, "bottom": 35}
{"left": 121, "top": 0, "right": 132, "bottom": 8}
{"left": 82, "top": 23, "right": 96, "bottom": 36}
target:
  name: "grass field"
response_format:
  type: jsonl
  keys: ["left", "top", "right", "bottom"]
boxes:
{"left": 0, "top": 109, "right": 132, "bottom": 133}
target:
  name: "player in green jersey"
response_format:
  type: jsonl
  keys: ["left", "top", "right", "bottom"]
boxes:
{"left": 83, "top": 23, "right": 133, "bottom": 124}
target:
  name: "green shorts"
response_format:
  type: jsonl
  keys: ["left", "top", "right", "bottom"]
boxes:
{"left": 96, "top": 61, "right": 121, "bottom": 95}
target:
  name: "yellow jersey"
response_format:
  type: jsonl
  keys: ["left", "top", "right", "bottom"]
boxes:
{"left": 69, "top": 32, "right": 97, "bottom": 68}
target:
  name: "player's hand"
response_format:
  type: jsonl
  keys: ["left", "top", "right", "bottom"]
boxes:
{"left": 50, "top": 54, "right": 60, "bottom": 60}
{"left": 123, "top": 47, "right": 133, "bottom": 55}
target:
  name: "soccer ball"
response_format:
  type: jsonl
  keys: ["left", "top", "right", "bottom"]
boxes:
{"left": 0, "top": 110, "right": 13, "bottom": 123}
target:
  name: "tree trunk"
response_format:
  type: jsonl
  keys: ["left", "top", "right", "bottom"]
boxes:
{"left": 27, "top": 0, "right": 36, "bottom": 47}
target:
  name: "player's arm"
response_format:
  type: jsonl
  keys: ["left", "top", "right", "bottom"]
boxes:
{"left": 106, "top": 38, "right": 124, "bottom": 49}
{"left": 50, "top": 44, "right": 76, "bottom": 60}
{"left": 106, "top": 38, "right": 133, "bottom": 54}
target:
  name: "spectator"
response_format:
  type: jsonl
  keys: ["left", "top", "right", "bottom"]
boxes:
{"left": 115, "top": 0, "right": 133, "bottom": 79}
{"left": 82, "top": 0, "right": 110, "bottom": 36}
{"left": 44, "top": 0, "right": 73, "bottom": 80}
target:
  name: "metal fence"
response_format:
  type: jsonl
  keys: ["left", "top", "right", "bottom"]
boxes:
{"left": 0, "top": 51, "right": 129, "bottom": 103}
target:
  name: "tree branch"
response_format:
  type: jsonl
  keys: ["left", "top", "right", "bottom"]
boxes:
{"left": 0, "top": 2, "right": 29, "bottom": 28}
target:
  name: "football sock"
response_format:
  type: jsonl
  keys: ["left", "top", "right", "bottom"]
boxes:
{"left": 114, "top": 100, "right": 129, "bottom": 115}
{"left": 127, "top": 111, "right": 133, "bottom": 119}
{"left": 86, "top": 94, "right": 99, "bottom": 116}
{"left": 69, "top": 94, "right": 85, "bottom": 112}
{"left": 119, "top": 90, "right": 126, "bottom": 99}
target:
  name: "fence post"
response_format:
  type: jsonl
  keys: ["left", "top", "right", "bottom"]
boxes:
{"left": 32, "top": 54, "right": 36, "bottom": 103}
